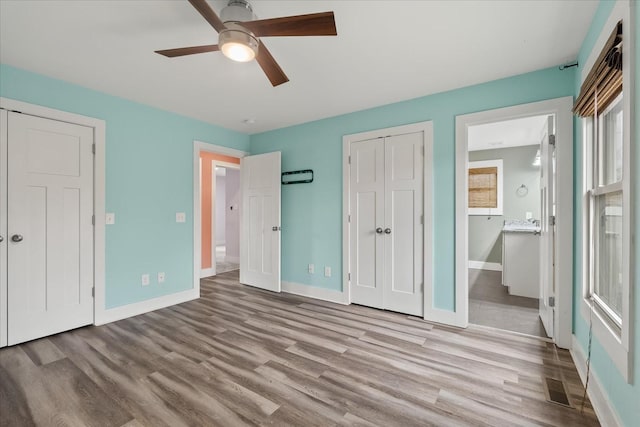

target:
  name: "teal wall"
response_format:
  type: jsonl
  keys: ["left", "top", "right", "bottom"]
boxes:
{"left": 250, "top": 67, "right": 575, "bottom": 311}
{"left": 0, "top": 64, "right": 250, "bottom": 309}
{"left": 571, "top": 1, "right": 639, "bottom": 426}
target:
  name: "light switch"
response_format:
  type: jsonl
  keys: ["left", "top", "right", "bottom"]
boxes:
{"left": 176, "top": 212, "right": 186, "bottom": 223}
{"left": 106, "top": 213, "right": 115, "bottom": 225}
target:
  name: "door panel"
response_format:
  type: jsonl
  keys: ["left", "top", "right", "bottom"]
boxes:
{"left": 240, "top": 152, "right": 281, "bottom": 292}
{"left": 0, "top": 110, "right": 7, "bottom": 347}
{"left": 384, "top": 133, "right": 424, "bottom": 316}
{"left": 539, "top": 116, "right": 555, "bottom": 338}
{"left": 8, "top": 112, "right": 94, "bottom": 345}
{"left": 350, "top": 138, "right": 384, "bottom": 309}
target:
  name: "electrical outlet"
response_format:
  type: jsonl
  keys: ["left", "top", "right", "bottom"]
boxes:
{"left": 141, "top": 274, "right": 150, "bottom": 286}
{"left": 176, "top": 212, "right": 186, "bottom": 223}
{"left": 158, "top": 272, "right": 165, "bottom": 283}
{"left": 105, "top": 213, "right": 115, "bottom": 225}
{"left": 324, "top": 266, "right": 331, "bottom": 277}
{"left": 526, "top": 211, "right": 533, "bottom": 220}
{"left": 308, "top": 264, "right": 314, "bottom": 274}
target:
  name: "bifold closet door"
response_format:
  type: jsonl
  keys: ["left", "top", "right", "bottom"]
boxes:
{"left": 7, "top": 112, "right": 94, "bottom": 346}
{"left": 383, "top": 133, "right": 424, "bottom": 316}
{"left": 349, "top": 133, "right": 424, "bottom": 316}
{"left": 349, "top": 138, "right": 385, "bottom": 309}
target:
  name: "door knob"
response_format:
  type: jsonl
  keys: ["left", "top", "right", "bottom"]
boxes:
{"left": 384, "top": 228, "right": 391, "bottom": 234}
{"left": 11, "top": 234, "right": 23, "bottom": 242}
{"left": 376, "top": 227, "right": 383, "bottom": 234}
{"left": 0, "top": 235, "right": 3, "bottom": 243}
{"left": 272, "top": 226, "right": 281, "bottom": 231}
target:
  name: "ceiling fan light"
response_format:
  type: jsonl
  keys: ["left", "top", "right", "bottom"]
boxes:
{"left": 219, "top": 27, "right": 259, "bottom": 62}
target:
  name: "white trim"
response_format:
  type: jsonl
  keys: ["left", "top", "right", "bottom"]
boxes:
{"left": 200, "top": 268, "right": 216, "bottom": 279}
{"left": 570, "top": 335, "right": 623, "bottom": 427}
{"left": 455, "top": 97, "right": 574, "bottom": 347}
{"left": 468, "top": 159, "right": 504, "bottom": 216}
{"left": 0, "top": 110, "right": 6, "bottom": 347}
{"left": 468, "top": 261, "right": 502, "bottom": 272}
{"left": 95, "top": 289, "right": 198, "bottom": 325}
{"left": 193, "top": 140, "right": 246, "bottom": 293}
{"left": 282, "top": 281, "right": 348, "bottom": 305}
{"left": 0, "top": 97, "right": 107, "bottom": 331}
{"left": 342, "top": 121, "right": 433, "bottom": 319}
{"left": 578, "top": 0, "right": 634, "bottom": 381}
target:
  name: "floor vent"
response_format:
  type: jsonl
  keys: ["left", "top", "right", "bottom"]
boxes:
{"left": 544, "top": 377, "right": 572, "bottom": 408}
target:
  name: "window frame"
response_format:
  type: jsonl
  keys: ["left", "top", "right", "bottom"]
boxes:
{"left": 579, "top": 3, "right": 634, "bottom": 382}
{"left": 467, "top": 159, "right": 503, "bottom": 216}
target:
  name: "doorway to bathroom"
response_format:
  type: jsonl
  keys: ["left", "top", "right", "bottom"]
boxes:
{"left": 466, "top": 115, "right": 550, "bottom": 338}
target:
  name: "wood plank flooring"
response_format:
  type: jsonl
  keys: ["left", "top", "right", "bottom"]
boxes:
{"left": 0, "top": 271, "right": 600, "bottom": 426}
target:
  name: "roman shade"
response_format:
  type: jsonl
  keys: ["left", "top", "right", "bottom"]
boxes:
{"left": 573, "top": 21, "right": 623, "bottom": 117}
{"left": 469, "top": 166, "right": 498, "bottom": 208}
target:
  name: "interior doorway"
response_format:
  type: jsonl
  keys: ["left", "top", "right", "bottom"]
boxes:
{"left": 455, "top": 97, "right": 573, "bottom": 349}
{"left": 212, "top": 164, "right": 240, "bottom": 274}
{"left": 465, "top": 114, "right": 550, "bottom": 338}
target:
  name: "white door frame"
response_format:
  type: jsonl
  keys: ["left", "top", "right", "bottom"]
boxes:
{"left": 193, "top": 141, "right": 246, "bottom": 289}
{"left": 455, "top": 96, "right": 573, "bottom": 348}
{"left": 208, "top": 160, "right": 241, "bottom": 276}
{"left": 0, "top": 97, "right": 106, "bottom": 344}
{"left": 342, "top": 120, "right": 433, "bottom": 316}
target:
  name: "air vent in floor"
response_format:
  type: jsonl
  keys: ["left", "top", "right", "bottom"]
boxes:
{"left": 544, "top": 377, "right": 572, "bottom": 407}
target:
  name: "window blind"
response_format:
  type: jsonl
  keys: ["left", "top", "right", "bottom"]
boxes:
{"left": 573, "top": 21, "right": 623, "bottom": 117}
{"left": 469, "top": 167, "right": 497, "bottom": 208}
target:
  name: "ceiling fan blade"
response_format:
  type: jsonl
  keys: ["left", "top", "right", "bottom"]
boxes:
{"left": 155, "top": 45, "right": 220, "bottom": 57}
{"left": 241, "top": 11, "right": 337, "bottom": 37}
{"left": 255, "top": 41, "right": 289, "bottom": 87}
{"left": 188, "top": 0, "right": 226, "bottom": 33}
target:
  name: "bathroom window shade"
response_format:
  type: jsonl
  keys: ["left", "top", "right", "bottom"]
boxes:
{"left": 469, "top": 167, "right": 498, "bottom": 208}
{"left": 573, "top": 21, "right": 623, "bottom": 117}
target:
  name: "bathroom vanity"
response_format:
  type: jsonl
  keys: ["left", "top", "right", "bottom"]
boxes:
{"left": 502, "top": 221, "right": 540, "bottom": 299}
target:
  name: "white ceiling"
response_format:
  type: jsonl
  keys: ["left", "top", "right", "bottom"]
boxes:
{"left": 0, "top": 1, "right": 597, "bottom": 134}
{"left": 468, "top": 115, "right": 549, "bottom": 152}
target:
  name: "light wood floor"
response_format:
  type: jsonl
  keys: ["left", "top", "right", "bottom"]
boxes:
{"left": 0, "top": 271, "right": 599, "bottom": 426}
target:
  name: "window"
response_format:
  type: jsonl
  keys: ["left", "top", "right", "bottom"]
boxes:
{"left": 575, "top": 18, "right": 631, "bottom": 379}
{"left": 468, "top": 159, "right": 503, "bottom": 215}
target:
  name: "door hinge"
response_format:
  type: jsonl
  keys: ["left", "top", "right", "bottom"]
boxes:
{"left": 92, "top": 215, "right": 95, "bottom": 226}
{"left": 348, "top": 273, "right": 351, "bottom": 281}
{"left": 550, "top": 215, "right": 556, "bottom": 226}
{"left": 549, "top": 134, "right": 556, "bottom": 146}
{"left": 91, "top": 287, "right": 95, "bottom": 298}
{"left": 348, "top": 214, "right": 351, "bottom": 223}
{"left": 549, "top": 296, "right": 555, "bottom": 307}
{"left": 92, "top": 143, "right": 96, "bottom": 154}
{"left": 420, "top": 215, "right": 424, "bottom": 224}
{"left": 348, "top": 155, "right": 351, "bottom": 164}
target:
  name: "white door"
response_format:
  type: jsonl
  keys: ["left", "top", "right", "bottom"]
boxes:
{"left": 8, "top": 112, "right": 94, "bottom": 345}
{"left": 0, "top": 110, "right": 7, "bottom": 347}
{"left": 349, "top": 138, "right": 385, "bottom": 309}
{"left": 383, "top": 133, "right": 424, "bottom": 316}
{"left": 350, "top": 133, "right": 424, "bottom": 316}
{"left": 539, "top": 115, "right": 555, "bottom": 338}
{"left": 240, "top": 152, "right": 281, "bottom": 292}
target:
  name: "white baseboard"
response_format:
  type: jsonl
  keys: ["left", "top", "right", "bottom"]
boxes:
{"left": 570, "top": 335, "right": 622, "bottom": 427}
{"left": 282, "top": 281, "right": 348, "bottom": 305}
{"left": 424, "top": 307, "right": 468, "bottom": 328}
{"left": 225, "top": 255, "right": 240, "bottom": 263}
{"left": 200, "top": 268, "right": 215, "bottom": 278}
{"left": 95, "top": 288, "right": 199, "bottom": 326}
{"left": 468, "top": 260, "right": 502, "bottom": 271}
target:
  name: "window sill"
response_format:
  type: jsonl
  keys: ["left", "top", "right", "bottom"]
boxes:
{"left": 580, "top": 297, "right": 631, "bottom": 382}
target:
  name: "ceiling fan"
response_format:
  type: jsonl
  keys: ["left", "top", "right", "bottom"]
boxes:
{"left": 155, "top": 0, "right": 337, "bottom": 86}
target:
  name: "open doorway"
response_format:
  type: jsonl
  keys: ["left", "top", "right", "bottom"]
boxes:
{"left": 466, "top": 115, "right": 549, "bottom": 337}
{"left": 455, "top": 97, "right": 573, "bottom": 349}
{"left": 213, "top": 165, "right": 240, "bottom": 274}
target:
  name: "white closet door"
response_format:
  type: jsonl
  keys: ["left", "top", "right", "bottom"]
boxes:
{"left": 0, "top": 110, "right": 7, "bottom": 347}
{"left": 383, "top": 133, "right": 424, "bottom": 316}
{"left": 539, "top": 115, "right": 555, "bottom": 339}
{"left": 239, "top": 151, "right": 281, "bottom": 292}
{"left": 349, "top": 138, "right": 385, "bottom": 309}
{"left": 8, "top": 112, "right": 94, "bottom": 345}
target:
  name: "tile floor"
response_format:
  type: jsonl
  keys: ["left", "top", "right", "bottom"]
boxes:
{"left": 469, "top": 268, "right": 548, "bottom": 337}
{"left": 215, "top": 245, "right": 239, "bottom": 274}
